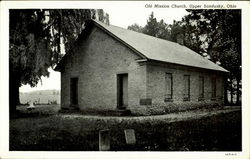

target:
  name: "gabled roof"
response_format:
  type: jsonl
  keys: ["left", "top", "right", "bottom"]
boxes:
{"left": 55, "top": 19, "right": 228, "bottom": 73}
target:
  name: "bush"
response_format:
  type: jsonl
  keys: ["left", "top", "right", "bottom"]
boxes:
{"left": 165, "top": 101, "right": 220, "bottom": 113}
{"left": 130, "top": 101, "right": 221, "bottom": 116}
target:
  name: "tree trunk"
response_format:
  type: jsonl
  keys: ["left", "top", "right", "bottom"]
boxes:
{"left": 56, "top": 14, "right": 61, "bottom": 63}
{"left": 9, "top": 62, "right": 20, "bottom": 117}
{"left": 224, "top": 76, "right": 229, "bottom": 105}
{"left": 236, "top": 78, "right": 241, "bottom": 105}
{"left": 230, "top": 77, "right": 233, "bottom": 105}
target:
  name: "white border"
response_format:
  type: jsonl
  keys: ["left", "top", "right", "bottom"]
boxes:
{"left": 0, "top": 1, "right": 250, "bottom": 159}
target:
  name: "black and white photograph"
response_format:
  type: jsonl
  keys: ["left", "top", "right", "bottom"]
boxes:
{"left": 0, "top": 1, "right": 249, "bottom": 159}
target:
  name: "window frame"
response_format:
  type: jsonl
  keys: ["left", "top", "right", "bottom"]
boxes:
{"left": 198, "top": 76, "right": 205, "bottom": 101}
{"left": 164, "top": 73, "right": 173, "bottom": 102}
{"left": 183, "top": 75, "right": 190, "bottom": 101}
{"left": 211, "top": 76, "right": 217, "bottom": 100}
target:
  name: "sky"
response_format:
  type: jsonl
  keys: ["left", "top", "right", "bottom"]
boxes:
{"left": 20, "top": 8, "right": 188, "bottom": 92}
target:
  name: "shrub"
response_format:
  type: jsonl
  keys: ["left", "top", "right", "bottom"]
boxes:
{"left": 130, "top": 101, "right": 221, "bottom": 116}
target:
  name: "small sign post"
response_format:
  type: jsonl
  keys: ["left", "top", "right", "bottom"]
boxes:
{"left": 124, "top": 129, "right": 136, "bottom": 145}
{"left": 99, "top": 129, "right": 110, "bottom": 151}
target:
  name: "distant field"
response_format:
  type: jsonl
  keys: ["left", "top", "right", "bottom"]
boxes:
{"left": 10, "top": 105, "right": 241, "bottom": 151}
{"left": 20, "top": 90, "right": 60, "bottom": 104}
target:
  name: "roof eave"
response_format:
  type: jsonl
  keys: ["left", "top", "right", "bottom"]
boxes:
{"left": 136, "top": 59, "right": 148, "bottom": 62}
{"left": 142, "top": 58, "right": 229, "bottom": 73}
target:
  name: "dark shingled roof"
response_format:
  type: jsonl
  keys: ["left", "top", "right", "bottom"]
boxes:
{"left": 55, "top": 20, "right": 228, "bottom": 73}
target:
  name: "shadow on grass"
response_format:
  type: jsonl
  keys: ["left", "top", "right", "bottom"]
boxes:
{"left": 11, "top": 105, "right": 60, "bottom": 119}
{"left": 10, "top": 110, "right": 241, "bottom": 151}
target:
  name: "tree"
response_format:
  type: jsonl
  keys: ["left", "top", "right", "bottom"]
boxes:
{"left": 143, "top": 12, "right": 171, "bottom": 40}
{"left": 143, "top": 12, "right": 159, "bottom": 37}
{"left": 9, "top": 9, "right": 109, "bottom": 115}
{"left": 181, "top": 10, "right": 241, "bottom": 105}
{"left": 155, "top": 19, "right": 171, "bottom": 40}
{"left": 127, "top": 23, "right": 144, "bottom": 33}
{"left": 96, "top": 9, "right": 110, "bottom": 25}
{"left": 128, "top": 12, "right": 171, "bottom": 40}
{"left": 168, "top": 20, "right": 185, "bottom": 43}
{"left": 127, "top": 10, "right": 241, "bottom": 105}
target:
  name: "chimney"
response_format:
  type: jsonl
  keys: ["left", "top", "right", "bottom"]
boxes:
{"left": 176, "top": 34, "right": 184, "bottom": 45}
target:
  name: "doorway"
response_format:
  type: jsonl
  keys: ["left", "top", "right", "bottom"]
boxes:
{"left": 117, "top": 73, "right": 128, "bottom": 109}
{"left": 70, "top": 77, "right": 78, "bottom": 106}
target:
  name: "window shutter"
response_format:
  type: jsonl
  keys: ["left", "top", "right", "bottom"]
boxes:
{"left": 165, "top": 73, "right": 172, "bottom": 99}
{"left": 183, "top": 75, "right": 190, "bottom": 100}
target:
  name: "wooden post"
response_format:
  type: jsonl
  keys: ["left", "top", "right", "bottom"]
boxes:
{"left": 99, "top": 129, "right": 110, "bottom": 151}
{"left": 124, "top": 129, "right": 136, "bottom": 145}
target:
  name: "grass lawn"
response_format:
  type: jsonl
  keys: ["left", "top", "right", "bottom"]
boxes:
{"left": 10, "top": 105, "right": 241, "bottom": 151}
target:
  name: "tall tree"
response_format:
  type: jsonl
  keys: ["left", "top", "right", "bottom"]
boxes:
{"left": 128, "top": 12, "right": 171, "bottom": 40}
{"left": 127, "top": 10, "right": 241, "bottom": 105}
{"left": 155, "top": 19, "right": 171, "bottom": 40}
{"left": 9, "top": 9, "right": 109, "bottom": 115}
{"left": 143, "top": 12, "right": 159, "bottom": 37}
{"left": 181, "top": 10, "right": 241, "bottom": 105}
{"left": 168, "top": 20, "right": 185, "bottom": 44}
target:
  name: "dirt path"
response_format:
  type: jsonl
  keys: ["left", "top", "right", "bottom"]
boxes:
{"left": 61, "top": 106, "right": 241, "bottom": 123}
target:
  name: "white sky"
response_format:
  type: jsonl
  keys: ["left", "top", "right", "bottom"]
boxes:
{"left": 20, "top": 8, "right": 188, "bottom": 92}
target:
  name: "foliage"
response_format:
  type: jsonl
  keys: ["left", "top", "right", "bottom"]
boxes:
{"left": 130, "top": 101, "right": 221, "bottom": 116}
{"left": 143, "top": 12, "right": 159, "bottom": 37}
{"left": 128, "top": 10, "right": 241, "bottom": 104}
{"left": 182, "top": 10, "right": 241, "bottom": 104}
{"left": 143, "top": 12, "right": 171, "bottom": 40}
{"left": 168, "top": 20, "right": 184, "bottom": 43}
{"left": 10, "top": 9, "right": 51, "bottom": 87}
{"left": 96, "top": 9, "right": 110, "bottom": 25}
{"left": 10, "top": 9, "right": 109, "bottom": 87}
{"left": 127, "top": 23, "right": 144, "bottom": 33}
{"left": 127, "top": 12, "right": 171, "bottom": 40}
{"left": 183, "top": 10, "right": 241, "bottom": 67}
{"left": 9, "top": 9, "right": 109, "bottom": 111}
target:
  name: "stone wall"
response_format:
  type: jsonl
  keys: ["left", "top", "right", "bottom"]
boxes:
{"left": 129, "top": 61, "right": 225, "bottom": 115}
{"left": 61, "top": 26, "right": 146, "bottom": 111}
{"left": 60, "top": 25, "right": 226, "bottom": 115}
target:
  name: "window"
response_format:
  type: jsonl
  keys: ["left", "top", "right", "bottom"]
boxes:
{"left": 165, "top": 73, "right": 173, "bottom": 101}
{"left": 70, "top": 77, "right": 78, "bottom": 105}
{"left": 199, "top": 76, "right": 204, "bottom": 100}
{"left": 211, "top": 77, "right": 216, "bottom": 99}
{"left": 183, "top": 75, "right": 190, "bottom": 101}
